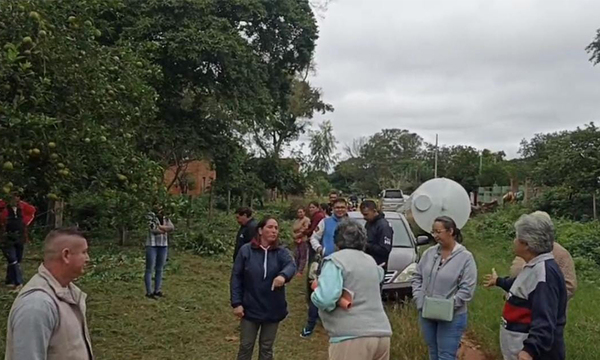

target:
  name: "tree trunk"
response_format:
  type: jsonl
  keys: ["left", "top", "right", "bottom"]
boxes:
{"left": 227, "top": 189, "right": 231, "bottom": 214}
{"left": 594, "top": 192, "right": 597, "bottom": 220}
{"left": 208, "top": 184, "right": 214, "bottom": 220}
{"left": 118, "top": 226, "right": 128, "bottom": 246}
{"left": 54, "top": 200, "right": 64, "bottom": 228}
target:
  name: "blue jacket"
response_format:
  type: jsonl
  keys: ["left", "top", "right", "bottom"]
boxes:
{"left": 310, "top": 215, "right": 346, "bottom": 257}
{"left": 497, "top": 253, "right": 567, "bottom": 360}
{"left": 230, "top": 238, "right": 296, "bottom": 323}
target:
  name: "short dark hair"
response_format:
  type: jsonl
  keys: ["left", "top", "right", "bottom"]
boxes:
{"left": 434, "top": 216, "right": 463, "bottom": 243}
{"left": 320, "top": 203, "right": 330, "bottom": 211}
{"left": 334, "top": 198, "right": 347, "bottom": 206}
{"left": 329, "top": 191, "right": 338, "bottom": 196}
{"left": 236, "top": 207, "right": 253, "bottom": 218}
{"left": 308, "top": 201, "right": 319, "bottom": 208}
{"left": 359, "top": 200, "right": 378, "bottom": 212}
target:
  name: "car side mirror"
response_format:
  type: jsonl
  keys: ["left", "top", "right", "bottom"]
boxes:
{"left": 416, "top": 235, "right": 431, "bottom": 246}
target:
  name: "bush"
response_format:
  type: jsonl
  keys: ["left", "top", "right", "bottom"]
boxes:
{"left": 532, "top": 186, "right": 594, "bottom": 221}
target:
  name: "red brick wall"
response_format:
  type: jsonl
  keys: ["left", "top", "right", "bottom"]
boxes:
{"left": 164, "top": 160, "right": 216, "bottom": 197}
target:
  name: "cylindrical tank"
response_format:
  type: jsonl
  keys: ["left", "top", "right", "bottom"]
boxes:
{"left": 403, "top": 178, "right": 471, "bottom": 234}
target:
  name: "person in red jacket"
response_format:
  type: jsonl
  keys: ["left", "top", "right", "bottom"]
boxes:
{"left": 0, "top": 193, "right": 36, "bottom": 290}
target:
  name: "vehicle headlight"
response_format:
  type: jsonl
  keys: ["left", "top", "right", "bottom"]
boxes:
{"left": 394, "top": 262, "right": 417, "bottom": 283}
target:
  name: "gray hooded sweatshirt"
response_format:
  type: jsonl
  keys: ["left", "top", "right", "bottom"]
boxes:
{"left": 412, "top": 243, "right": 478, "bottom": 315}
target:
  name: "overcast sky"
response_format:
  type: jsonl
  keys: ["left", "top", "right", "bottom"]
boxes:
{"left": 304, "top": 0, "right": 600, "bottom": 158}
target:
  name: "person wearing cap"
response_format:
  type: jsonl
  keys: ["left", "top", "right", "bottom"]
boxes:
{"left": 312, "top": 219, "right": 392, "bottom": 360}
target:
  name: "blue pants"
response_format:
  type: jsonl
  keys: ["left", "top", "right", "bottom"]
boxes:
{"left": 145, "top": 246, "right": 168, "bottom": 294}
{"left": 3, "top": 242, "right": 24, "bottom": 286}
{"left": 419, "top": 312, "right": 468, "bottom": 360}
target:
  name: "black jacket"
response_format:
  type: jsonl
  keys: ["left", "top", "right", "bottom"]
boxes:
{"left": 364, "top": 213, "right": 393, "bottom": 267}
{"left": 230, "top": 239, "right": 296, "bottom": 323}
{"left": 233, "top": 218, "right": 257, "bottom": 262}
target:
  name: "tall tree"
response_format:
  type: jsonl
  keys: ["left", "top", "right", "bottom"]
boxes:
{"left": 308, "top": 120, "right": 338, "bottom": 172}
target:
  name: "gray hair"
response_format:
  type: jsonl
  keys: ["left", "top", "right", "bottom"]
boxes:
{"left": 514, "top": 211, "right": 555, "bottom": 255}
{"left": 334, "top": 220, "right": 367, "bottom": 251}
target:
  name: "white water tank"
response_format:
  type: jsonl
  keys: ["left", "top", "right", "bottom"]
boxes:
{"left": 409, "top": 178, "right": 471, "bottom": 232}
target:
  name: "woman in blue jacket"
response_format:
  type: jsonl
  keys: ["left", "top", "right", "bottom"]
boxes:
{"left": 230, "top": 216, "right": 296, "bottom": 360}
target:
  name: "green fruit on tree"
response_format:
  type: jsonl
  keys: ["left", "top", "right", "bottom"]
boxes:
{"left": 22, "top": 36, "right": 33, "bottom": 45}
{"left": 47, "top": 193, "right": 59, "bottom": 201}
{"left": 68, "top": 16, "right": 76, "bottom": 23}
{"left": 118, "top": 85, "right": 125, "bottom": 91}
{"left": 136, "top": 61, "right": 143, "bottom": 68}
{"left": 50, "top": 153, "right": 59, "bottom": 160}
{"left": 23, "top": 50, "right": 31, "bottom": 56}
{"left": 6, "top": 182, "right": 13, "bottom": 189}
{"left": 99, "top": 136, "right": 107, "bottom": 142}
{"left": 48, "top": 142, "right": 56, "bottom": 149}
{"left": 38, "top": 30, "right": 47, "bottom": 38}
{"left": 117, "top": 174, "right": 127, "bottom": 182}
{"left": 29, "top": 11, "right": 41, "bottom": 21}
{"left": 31, "top": 148, "right": 41, "bottom": 156}
{"left": 57, "top": 163, "right": 65, "bottom": 169}
{"left": 94, "top": 29, "right": 101, "bottom": 37}
{"left": 84, "top": 20, "right": 92, "bottom": 27}
{"left": 2, "top": 186, "right": 10, "bottom": 194}
{"left": 3, "top": 161, "right": 14, "bottom": 170}
{"left": 84, "top": 138, "right": 91, "bottom": 143}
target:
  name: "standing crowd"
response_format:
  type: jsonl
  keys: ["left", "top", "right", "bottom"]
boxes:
{"left": 0, "top": 190, "right": 577, "bottom": 360}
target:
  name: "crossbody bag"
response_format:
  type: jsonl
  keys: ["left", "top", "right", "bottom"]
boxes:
{"left": 422, "top": 253, "right": 463, "bottom": 322}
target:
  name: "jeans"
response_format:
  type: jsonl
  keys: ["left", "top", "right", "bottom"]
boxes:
{"left": 3, "top": 242, "right": 24, "bottom": 286}
{"left": 237, "top": 318, "right": 279, "bottom": 360}
{"left": 145, "top": 246, "right": 168, "bottom": 294}
{"left": 419, "top": 312, "right": 468, "bottom": 360}
{"left": 305, "top": 270, "right": 319, "bottom": 330}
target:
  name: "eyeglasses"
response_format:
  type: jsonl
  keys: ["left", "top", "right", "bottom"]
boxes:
{"left": 431, "top": 229, "right": 446, "bottom": 235}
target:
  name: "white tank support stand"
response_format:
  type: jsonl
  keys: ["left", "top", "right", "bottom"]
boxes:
{"left": 409, "top": 178, "right": 472, "bottom": 232}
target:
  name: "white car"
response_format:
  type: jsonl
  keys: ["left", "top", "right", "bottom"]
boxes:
{"left": 379, "top": 189, "right": 405, "bottom": 212}
{"left": 348, "top": 211, "right": 430, "bottom": 295}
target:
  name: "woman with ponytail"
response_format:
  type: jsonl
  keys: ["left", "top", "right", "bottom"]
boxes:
{"left": 411, "top": 216, "right": 478, "bottom": 360}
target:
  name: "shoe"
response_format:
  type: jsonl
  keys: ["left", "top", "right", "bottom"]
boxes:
{"left": 153, "top": 291, "right": 163, "bottom": 298}
{"left": 9, "top": 285, "right": 23, "bottom": 294}
{"left": 300, "top": 327, "right": 314, "bottom": 338}
{"left": 145, "top": 293, "right": 157, "bottom": 299}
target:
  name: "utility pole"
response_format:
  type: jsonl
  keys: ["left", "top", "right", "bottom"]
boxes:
{"left": 479, "top": 151, "right": 483, "bottom": 175}
{"left": 434, "top": 134, "right": 438, "bottom": 178}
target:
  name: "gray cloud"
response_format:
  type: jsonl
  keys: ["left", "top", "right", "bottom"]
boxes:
{"left": 308, "top": 0, "right": 600, "bottom": 157}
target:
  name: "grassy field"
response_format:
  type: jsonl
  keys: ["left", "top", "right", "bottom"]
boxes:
{"left": 0, "top": 209, "right": 598, "bottom": 359}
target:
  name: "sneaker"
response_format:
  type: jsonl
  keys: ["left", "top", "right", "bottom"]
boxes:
{"left": 145, "top": 293, "right": 157, "bottom": 300}
{"left": 300, "top": 327, "right": 314, "bottom": 338}
{"left": 9, "top": 285, "right": 23, "bottom": 294}
{"left": 153, "top": 291, "right": 163, "bottom": 298}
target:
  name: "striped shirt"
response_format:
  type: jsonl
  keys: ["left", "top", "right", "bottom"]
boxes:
{"left": 146, "top": 212, "right": 174, "bottom": 247}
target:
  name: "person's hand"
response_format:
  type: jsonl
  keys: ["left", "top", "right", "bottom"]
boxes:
{"left": 317, "top": 246, "right": 323, "bottom": 255}
{"left": 484, "top": 268, "right": 499, "bottom": 288}
{"left": 271, "top": 275, "right": 286, "bottom": 291}
{"left": 233, "top": 306, "right": 244, "bottom": 319}
{"left": 518, "top": 351, "right": 533, "bottom": 360}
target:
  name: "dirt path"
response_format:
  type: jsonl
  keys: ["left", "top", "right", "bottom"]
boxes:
{"left": 458, "top": 338, "right": 488, "bottom": 360}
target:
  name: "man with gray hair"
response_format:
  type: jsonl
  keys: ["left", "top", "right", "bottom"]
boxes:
{"left": 5, "top": 228, "right": 93, "bottom": 360}
{"left": 311, "top": 219, "right": 392, "bottom": 360}
{"left": 485, "top": 212, "right": 567, "bottom": 360}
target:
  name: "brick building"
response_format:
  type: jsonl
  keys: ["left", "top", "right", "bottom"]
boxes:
{"left": 164, "top": 160, "right": 216, "bottom": 197}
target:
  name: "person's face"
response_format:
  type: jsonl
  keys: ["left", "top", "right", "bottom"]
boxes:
{"left": 236, "top": 214, "right": 249, "bottom": 226}
{"left": 308, "top": 204, "right": 318, "bottom": 216}
{"left": 9, "top": 195, "right": 19, "bottom": 206}
{"left": 297, "top": 209, "right": 305, "bottom": 219}
{"left": 259, "top": 219, "right": 279, "bottom": 244}
{"left": 513, "top": 237, "right": 529, "bottom": 258}
{"left": 329, "top": 193, "right": 338, "bottom": 204}
{"left": 64, "top": 236, "right": 90, "bottom": 279}
{"left": 432, "top": 222, "right": 454, "bottom": 246}
{"left": 361, "top": 207, "right": 378, "bottom": 222}
{"left": 333, "top": 202, "right": 347, "bottom": 218}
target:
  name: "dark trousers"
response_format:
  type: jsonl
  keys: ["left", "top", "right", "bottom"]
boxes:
{"left": 294, "top": 241, "right": 309, "bottom": 274}
{"left": 3, "top": 242, "right": 24, "bottom": 286}
{"left": 237, "top": 318, "right": 279, "bottom": 360}
{"left": 305, "top": 262, "right": 319, "bottom": 329}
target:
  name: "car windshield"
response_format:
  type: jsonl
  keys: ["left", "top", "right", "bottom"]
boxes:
{"left": 384, "top": 190, "right": 403, "bottom": 198}
{"left": 354, "top": 218, "right": 413, "bottom": 247}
